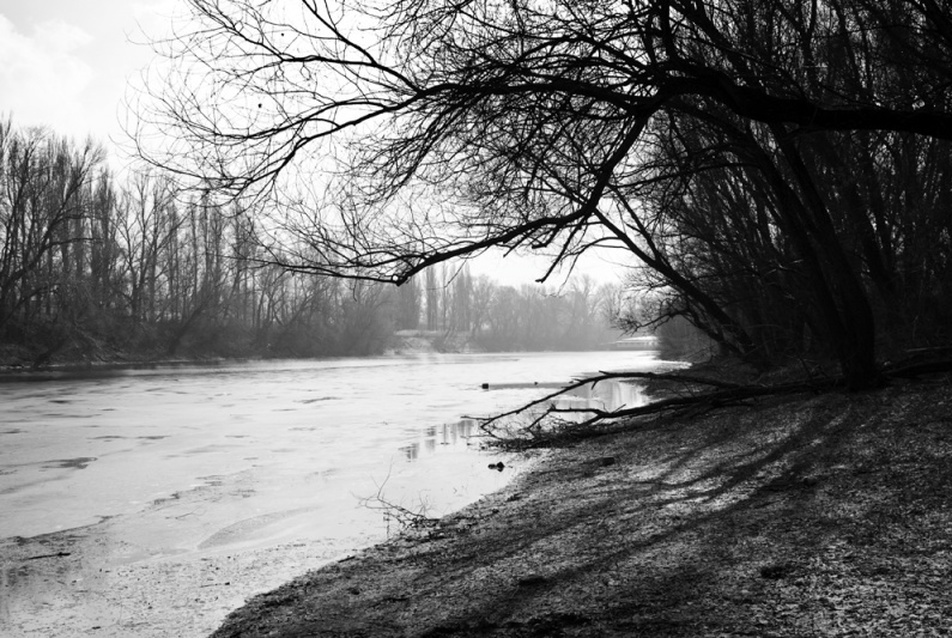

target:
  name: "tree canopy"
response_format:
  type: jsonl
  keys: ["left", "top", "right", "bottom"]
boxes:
{"left": 140, "top": 0, "right": 952, "bottom": 388}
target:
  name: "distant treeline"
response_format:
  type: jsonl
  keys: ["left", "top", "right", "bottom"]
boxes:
{"left": 0, "top": 121, "right": 621, "bottom": 366}
{"left": 411, "top": 267, "right": 621, "bottom": 352}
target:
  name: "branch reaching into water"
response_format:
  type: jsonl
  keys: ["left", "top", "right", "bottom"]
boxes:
{"left": 471, "top": 370, "right": 843, "bottom": 448}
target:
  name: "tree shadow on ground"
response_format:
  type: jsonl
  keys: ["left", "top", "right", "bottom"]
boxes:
{"left": 211, "top": 380, "right": 952, "bottom": 638}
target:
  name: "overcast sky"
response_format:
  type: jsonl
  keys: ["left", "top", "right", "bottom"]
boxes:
{"left": 0, "top": 0, "right": 627, "bottom": 285}
{"left": 0, "top": 0, "right": 173, "bottom": 152}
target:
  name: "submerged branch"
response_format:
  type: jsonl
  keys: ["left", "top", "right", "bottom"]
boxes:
{"left": 474, "top": 369, "right": 844, "bottom": 448}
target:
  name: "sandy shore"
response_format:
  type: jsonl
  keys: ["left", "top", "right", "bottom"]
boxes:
{"left": 0, "top": 490, "right": 364, "bottom": 637}
{"left": 209, "top": 377, "right": 952, "bottom": 637}
{"left": 0, "top": 449, "right": 529, "bottom": 638}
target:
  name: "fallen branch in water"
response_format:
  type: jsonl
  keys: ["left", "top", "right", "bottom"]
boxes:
{"left": 471, "top": 370, "right": 741, "bottom": 428}
{"left": 470, "top": 357, "right": 952, "bottom": 449}
{"left": 471, "top": 370, "right": 843, "bottom": 448}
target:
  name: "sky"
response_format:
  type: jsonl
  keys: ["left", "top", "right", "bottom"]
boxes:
{"left": 0, "top": 0, "right": 172, "bottom": 152}
{"left": 0, "top": 0, "right": 629, "bottom": 286}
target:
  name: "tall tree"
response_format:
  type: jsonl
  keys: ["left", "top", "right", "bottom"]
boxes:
{"left": 141, "top": 0, "right": 952, "bottom": 388}
{"left": 0, "top": 122, "right": 104, "bottom": 345}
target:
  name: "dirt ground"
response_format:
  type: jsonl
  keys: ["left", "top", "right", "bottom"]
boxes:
{"left": 210, "top": 375, "right": 952, "bottom": 637}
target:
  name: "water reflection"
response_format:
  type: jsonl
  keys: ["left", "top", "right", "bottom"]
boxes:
{"left": 399, "top": 376, "right": 648, "bottom": 459}
{"left": 0, "top": 351, "right": 666, "bottom": 637}
{"left": 400, "top": 419, "right": 479, "bottom": 461}
{"left": 553, "top": 379, "right": 648, "bottom": 418}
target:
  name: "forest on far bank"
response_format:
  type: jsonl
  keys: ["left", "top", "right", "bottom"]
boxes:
{"left": 0, "top": 120, "right": 634, "bottom": 368}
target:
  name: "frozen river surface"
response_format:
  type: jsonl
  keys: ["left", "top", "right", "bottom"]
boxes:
{"left": 0, "top": 350, "right": 662, "bottom": 636}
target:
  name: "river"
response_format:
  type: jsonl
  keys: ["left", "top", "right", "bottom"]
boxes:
{"left": 0, "top": 350, "right": 665, "bottom": 637}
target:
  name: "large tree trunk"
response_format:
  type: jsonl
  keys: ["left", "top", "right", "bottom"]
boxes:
{"left": 771, "top": 127, "right": 882, "bottom": 390}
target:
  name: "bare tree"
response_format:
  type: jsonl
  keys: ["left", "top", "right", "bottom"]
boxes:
{"left": 139, "top": 0, "right": 952, "bottom": 388}
{"left": 0, "top": 122, "right": 105, "bottom": 346}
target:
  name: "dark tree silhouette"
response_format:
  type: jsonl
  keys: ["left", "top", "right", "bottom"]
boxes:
{"left": 139, "top": 0, "right": 952, "bottom": 388}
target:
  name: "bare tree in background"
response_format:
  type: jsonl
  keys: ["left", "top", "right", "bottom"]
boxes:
{"left": 139, "top": 0, "right": 952, "bottom": 389}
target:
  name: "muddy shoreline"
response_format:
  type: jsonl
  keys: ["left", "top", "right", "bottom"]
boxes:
{"left": 210, "top": 377, "right": 952, "bottom": 637}
{"left": 0, "top": 484, "right": 364, "bottom": 637}
{"left": 2, "top": 352, "right": 653, "bottom": 637}
{"left": 0, "top": 449, "right": 529, "bottom": 637}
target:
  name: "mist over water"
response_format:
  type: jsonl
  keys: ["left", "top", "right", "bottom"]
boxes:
{"left": 0, "top": 350, "right": 663, "bottom": 636}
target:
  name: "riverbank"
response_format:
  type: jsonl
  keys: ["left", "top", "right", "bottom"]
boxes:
{"left": 0, "top": 330, "right": 475, "bottom": 374}
{"left": 211, "top": 375, "right": 952, "bottom": 637}
{"left": 4, "top": 352, "right": 653, "bottom": 637}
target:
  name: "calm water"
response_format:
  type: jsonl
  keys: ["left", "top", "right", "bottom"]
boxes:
{"left": 0, "top": 350, "right": 663, "bottom": 636}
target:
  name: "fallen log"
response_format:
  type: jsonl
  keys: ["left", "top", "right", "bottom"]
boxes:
{"left": 472, "top": 370, "right": 844, "bottom": 447}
